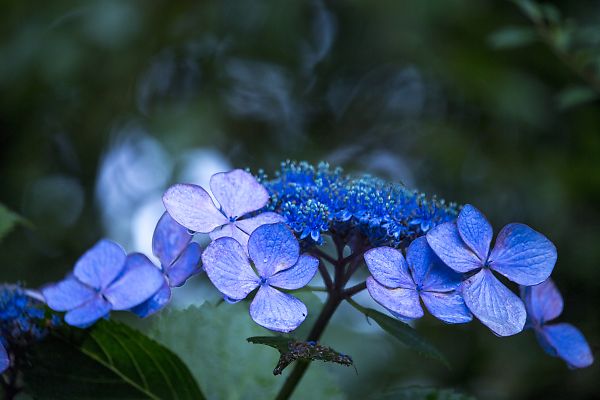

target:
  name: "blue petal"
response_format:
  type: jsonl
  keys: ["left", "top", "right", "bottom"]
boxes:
{"left": 366, "top": 277, "right": 423, "bottom": 319}
{"left": 420, "top": 291, "right": 472, "bottom": 324}
{"left": 269, "top": 254, "right": 319, "bottom": 290}
{"left": 539, "top": 323, "right": 594, "bottom": 369}
{"left": 42, "top": 276, "right": 96, "bottom": 312}
{"left": 166, "top": 242, "right": 202, "bottom": 287}
{"left": 73, "top": 240, "right": 126, "bottom": 290}
{"left": 163, "top": 183, "right": 229, "bottom": 233}
{"left": 0, "top": 343, "right": 8, "bottom": 373}
{"left": 130, "top": 281, "right": 171, "bottom": 318}
{"left": 103, "top": 253, "right": 165, "bottom": 310}
{"left": 249, "top": 285, "right": 307, "bottom": 332}
{"left": 426, "top": 222, "right": 482, "bottom": 273}
{"left": 406, "top": 237, "right": 461, "bottom": 292}
{"left": 202, "top": 237, "right": 259, "bottom": 300}
{"left": 209, "top": 169, "right": 270, "bottom": 218}
{"left": 364, "top": 246, "right": 414, "bottom": 289}
{"left": 457, "top": 204, "right": 493, "bottom": 262}
{"left": 462, "top": 269, "right": 526, "bottom": 336}
{"left": 235, "top": 212, "right": 286, "bottom": 236}
{"left": 152, "top": 212, "right": 192, "bottom": 267}
{"left": 489, "top": 223, "right": 557, "bottom": 286}
{"left": 248, "top": 223, "right": 300, "bottom": 277}
{"left": 64, "top": 295, "right": 112, "bottom": 328}
{"left": 209, "top": 222, "right": 250, "bottom": 249}
{"left": 522, "top": 278, "right": 563, "bottom": 324}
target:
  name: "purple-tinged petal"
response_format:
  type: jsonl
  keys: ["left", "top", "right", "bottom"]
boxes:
{"left": 64, "top": 296, "right": 112, "bottom": 328}
{"left": 366, "top": 277, "right": 423, "bottom": 319}
{"left": 420, "top": 291, "right": 472, "bottom": 324}
{"left": 364, "top": 247, "right": 414, "bottom": 289}
{"left": 73, "top": 240, "right": 126, "bottom": 290}
{"left": 0, "top": 343, "right": 9, "bottom": 373}
{"left": 209, "top": 169, "right": 269, "bottom": 218}
{"left": 152, "top": 212, "right": 192, "bottom": 267}
{"left": 249, "top": 285, "right": 307, "bottom": 332}
{"left": 166, "top": 242, "right": 202, "bottom": 287}
{"left": 42, "top": 277, "right": 96, "bottom": 312}
{"left": 489, "top": 223, "right": 557, "bottom": 286}
{"left": 163, "top": 183, "right": 228, "bottom": 233}
{"left": 209, "top": 222, "right": 251, "bottom": 249}
{"left": 462, "top": 269, "right": 526, "bottom": 336}
{"left": 269, "top": 254, "right": 319, "bottom": 290}
{"left": 406, "top": 237, "right": 461, "bottom": 292}
{"left": 457, "top": 204, "right": 493, "bottom": 262}
{"left": 522, "top": 278, "right": 563, "bottom": 324}
{"left": 103, "top": 253, "right": 164, "bottom": 310}
{"left": 248, "top": 223, "right": 299, "bottom": 277}
{"left": 426, "top": 223, "right": 482, "bottom": 273}
{"left": 130, "top": 281, "right": 171, "bottom": 318}
{"left": 202, "top": 237, "right": 259, "bottom": 300}
{"left": 236, "top": 212, "right": 286, "bottom": 235}
{"left": 539, "top": 323, "right": 594, "bottom": 369}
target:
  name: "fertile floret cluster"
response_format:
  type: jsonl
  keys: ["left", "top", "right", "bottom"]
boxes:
{"left": 259, "top": 161, "right": 459, "bottom": 246}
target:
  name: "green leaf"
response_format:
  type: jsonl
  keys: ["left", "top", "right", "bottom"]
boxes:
{"left": 348, "top": 300, "right": 449, "bottom": 368}
{"left": 556, "top": 85, "right": 598, "bottom": 109}
{"left": 370, "top": 386, "right": 475, "bottom": 400}
{"left": 22, "top": 320, "right": 204, "bottom": 400}
{"left": 147, "top": 300, "right": 344, "bottom": 400}
{"left": 247, "top": 336, "right": 354, "bottom": 375}
{"left": 488, "top": 27, "right": 537, "bottom": 49}
{"left": 0, "top": 203, "right": 28, "bottom": 241}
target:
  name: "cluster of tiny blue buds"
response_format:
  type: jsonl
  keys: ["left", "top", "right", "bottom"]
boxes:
{"left": 0, "top": 285, "right": 56, "bottom": 351}
{"left": 258, "top": 161, "right": 459, "bottom": 246}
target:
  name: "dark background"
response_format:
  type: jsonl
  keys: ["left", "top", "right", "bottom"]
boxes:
{"left": 1, "top": 1, "right": 598, "bottom": 399}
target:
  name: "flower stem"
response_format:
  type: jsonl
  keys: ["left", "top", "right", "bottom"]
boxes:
{"left": 275, "top": 292, "right": 343, "bottom": 400}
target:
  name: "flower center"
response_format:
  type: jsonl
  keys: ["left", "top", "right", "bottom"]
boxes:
{"left": 259, "top": 276, "right": 269, "bottom": 286}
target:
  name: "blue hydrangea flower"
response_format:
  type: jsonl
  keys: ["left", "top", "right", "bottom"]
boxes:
{"left": 364, "top": 237, "right": 472, "bottom": 324}
{"left": 131, "top": 212, "right": 202, "bottom": 317}
{"left": 201, "top": 223, "right": 318, "bottom": 332}
{"left": 427, "top": 204, "right": 557, "bottom": 336}
{"left": 42, "top": 240, "right": 164, "bottom": 328}
{"left": 0, "top": 342, "right": 7, "bottom": 373}
{"left": 1, "top": 284, "right": 55, "bottom": 373}
{"left": 522, "top": 279, "right": 593, "bottom": 369}
{"left": 163, "top": 169, "right": 284, "bottom": 249}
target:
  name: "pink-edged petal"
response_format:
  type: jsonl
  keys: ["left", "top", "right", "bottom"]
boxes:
{"left": 426, "top": 222, "right": 482, "bottom": 273}
{"left": 235, "top": 212, "right": 286, "bottom": 235}
{"left": 364, "top": 246, "right": 414, "bottom": 289}
{"left": 42, "top": 277, "right": 96, "bottom": 312}
{"left": 0, "top": 343, "right": 8, "bottom": 373}
{"left": 130, "top": 281, "right": 171, "bottom": 318}
{"left": 166, "top": 242, "right": 202, "bottom": 287}
{"left": 248, "top": 223, "right": 299, "bottom": 277}
{"left": 406, "top": 237, "right": 461, "bottom": 292}
{"left": 103, "top": 253, "right": 165, "bottom": 310}
{"left": 163, "top": 183, "right": 228, "bottom": 233}
{"left": 538, "top": 323, "right": 594, "bottom": 369}
{"left": 462, "top": 269, "right": 526, "bottom": 336}
{"left": 64, "top": 296, "right": 112, "bottom": 328}
{"left": 420, "top": 291, "right": 472, "bottom": 324}
{"left": 202, "top": 237, "right": 259, "bottom": 300}
{"left": 522, "top": 278, "right": 563, "bottom": 324}
{"left": 249, "top": 285, "right": 307, "bottom": 332}
{"left": 152, "top": 212, "right": 192, "bottom": 267}
{"left": 73, "top": 240, "right": 126, "bottom": 290}
{"left": 366, "top": 277, "right": 423, "bottom": 319}
{"left": 209, "top": 222, "right": 251, "bottom": 249}
{"left": 457, "top": 204, "right": 493, "bottom": 261}
{"left": 209, "top": 169, "right": 269, "bottom": 218}
{"left": 269, "top": 254, "right": 319, "bottom": 290}
{"left": 489, "top": 223, "right": 557, "bottom": 286}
